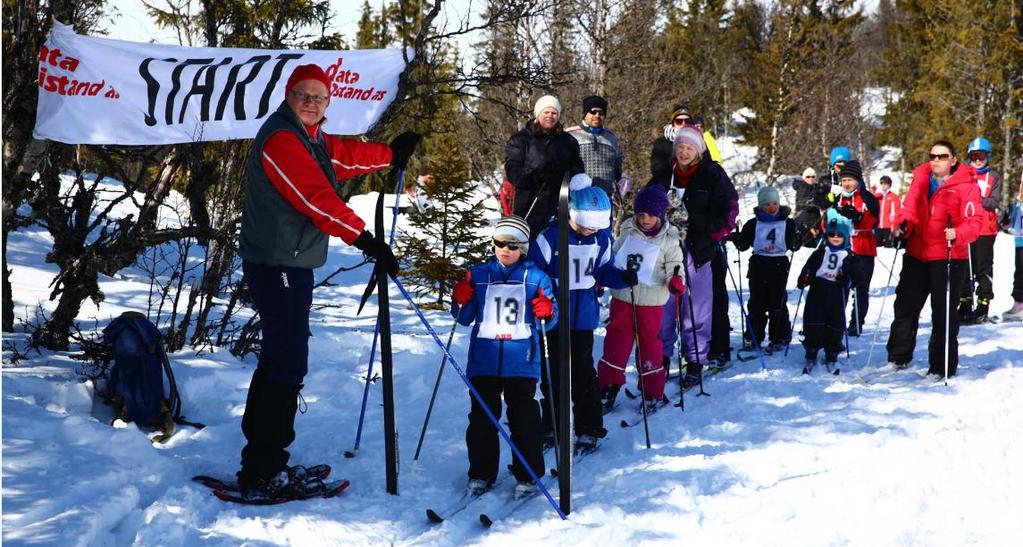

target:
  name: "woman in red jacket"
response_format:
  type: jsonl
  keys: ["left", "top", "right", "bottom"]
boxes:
{"left": 885, "top": 140, "right": 984, "bottom": 377}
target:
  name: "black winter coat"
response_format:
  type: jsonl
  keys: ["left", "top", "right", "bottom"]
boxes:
{"left": 653, "top": 160, "right": 739, "bottom": 266}
{"left": 798, "top": 245, "right": 865, "bottom": 331}
{"left": 505, "top": 121, "right": 585, "bottom": 239}
{"left": 733, "top": 206, "right": 798, "bottom": 281}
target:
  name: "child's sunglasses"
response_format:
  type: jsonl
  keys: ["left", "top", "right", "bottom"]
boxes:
{"left": 826, "top": 232, "right": 844, "bottom": 238}
{"left": 493, "top": 239, "right": 522, "bottom": 251}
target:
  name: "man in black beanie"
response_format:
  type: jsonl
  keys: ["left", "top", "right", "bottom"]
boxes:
{"left": 567, "top": 95, "right": 623, "bottom": 199}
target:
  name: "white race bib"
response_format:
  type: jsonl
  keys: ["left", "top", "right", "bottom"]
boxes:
{"left": 614, "top": 235, "right": 661, "bottom": 286}
{"left": 478, "top": 281, "right": 531, "bottom": 340}
{"left": 815, "top": 248, "right": 847, "bottom": 282}
{"left": 754, "top": 220, "right": 787, "bottom": 257}
{"left": 978, "top": 174, "right": 990, "bottom": 197}
{"left": 568, "top": 243, "right": 600, "bottom": 290}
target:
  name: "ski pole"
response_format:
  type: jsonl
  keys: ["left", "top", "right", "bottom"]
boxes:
{"left": 391, "top": 275, "right": 566, "bottom": 520}
{"left": 722, "top": 243, "right": 766, "bottom": 370}
{"left": 667, "top": 264, "right": 685, "bottom": 410}
{"left": 735, "top": 224, "right": 748, "bottom": 345}
{"left": 346, "top": 170, "right": 405, "bottom": 458}
{"left": 967, "top": 241, "right": 976, "bottom": 315}
{"left": 783, "top": 285, "right": 805, "bottom": 357}
{"left": 628, "top": 281, "right": 653, "bottom": 449}
{"left": 866, "top": 240, "right": 902, "bottom": 368}
{"left": 944, "top": 217, "right": 953, "bottom": 386}
{"left": 539, "top": 317, "right": 561, "bottom": 463}
{"left": 842, "top": 280, "right": 851, "bottom": 360}
{"left": 412, "top": 311, "right": 459, "bottom": 462}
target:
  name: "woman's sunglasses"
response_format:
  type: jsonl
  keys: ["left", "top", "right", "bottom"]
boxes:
{"left": 928, "top": 153, "right": 951, "bottom": 161}
{"left": 493, "top": 239, "right": 522, "bottom": 251}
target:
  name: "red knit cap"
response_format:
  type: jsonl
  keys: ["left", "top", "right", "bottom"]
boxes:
{"left": 285, "top": 64, "right": 331, "bottom": 95}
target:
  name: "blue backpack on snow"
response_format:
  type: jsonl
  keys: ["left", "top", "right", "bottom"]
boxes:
{"left": 102, "top": 311, "right": 203, "bottom": 440}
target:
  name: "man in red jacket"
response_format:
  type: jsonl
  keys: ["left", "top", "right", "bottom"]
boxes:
{"left": 886, "top": 140, "right": 983, "bottom": 378}
{"left": 235, "top": 63, "right": 421, "bottom": 499}
{"left": 874, "top": 175, "right": 901, "bottom": 248}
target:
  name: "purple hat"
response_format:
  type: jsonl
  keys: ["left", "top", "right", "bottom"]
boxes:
{"left": 633, "top": 185, "right": 670, "bottom": 222}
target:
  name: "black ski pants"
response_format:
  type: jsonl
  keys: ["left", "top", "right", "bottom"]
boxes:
{"left": 238, "top": 261, "right": 312, "bottom": 487}
{"left": 709, "top": 246, "right": 732, "bottom": 360}
{"left": 1015, "top": 246, "right": 1023, "bottom": 302}
{"left": 466, "top": 376, "right": 544, "bottom": 485}
{"left": 886, "top": 254, "right": 967, "bottom": 376}
{"left": 540, "top": 329, "right": 606, "bottom": 439}
{"left": 962, "top": 235, "right": 995, "bottom": 301}
{"left": 746, "top": 257, "right": 791, "bottom": 345}
{"left": 848, "top": 254, "right": 875, "bottom": 334}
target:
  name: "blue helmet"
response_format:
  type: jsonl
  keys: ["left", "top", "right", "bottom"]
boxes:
{"left": 829, "top": 146, "right": 852, "bottom": 166}
{"left": 967, "top": 137, "right": 991, "bottom": 154}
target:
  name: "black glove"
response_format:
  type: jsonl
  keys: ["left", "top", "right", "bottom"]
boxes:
{"left": 838, "top": 205, "right": 864, "bottom": 223}
{"left": 353, "top": 230, "right": 399, "bottom": 278}
{"left": 796, "top": 273, "right": 810, "bottom": 290}
{"left": 389, "top": 131, "right": 422, "bottom": 170}
{"left": 621, "top": 268, "right": 639, "bottom": 287}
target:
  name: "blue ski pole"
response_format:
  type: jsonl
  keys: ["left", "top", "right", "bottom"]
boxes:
{"left": 391, "top": 275, "right": 567, "bottom": 520}
{"left": 345, "top": 170, "right": 405, "bottom": 459}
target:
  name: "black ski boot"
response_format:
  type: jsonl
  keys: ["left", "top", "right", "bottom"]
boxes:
{"left": 600, "top": 384, "right": 621, "bottom": 413}
{"left": 973, "top": 298, "right": 990, "bottom": 324}
{"left": 958, "top": 297, "right": 975, "bottom": 325}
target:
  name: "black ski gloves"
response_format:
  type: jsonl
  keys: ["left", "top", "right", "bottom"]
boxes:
{"left": 389, "top": 131, "right": 422, "bottom": 170}
{"left": 621, "top": 268, "right": 639, "bottom": 287}
{"left": 838, "top": 205, "right": 864, "bottom": 223}
{"left": 353, "top": 230, "right": 399, "bottom": 278}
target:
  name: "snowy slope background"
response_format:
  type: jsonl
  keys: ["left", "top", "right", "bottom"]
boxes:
{"left": 3, "top": 137, "right": 1023, "bottom": 546}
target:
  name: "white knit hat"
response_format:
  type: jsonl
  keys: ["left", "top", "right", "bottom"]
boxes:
{"left": 533, "top": 95, "right": 562, "bottom": 119}
{"left": 802, "top": 167, "right": 817, "bottom": 178}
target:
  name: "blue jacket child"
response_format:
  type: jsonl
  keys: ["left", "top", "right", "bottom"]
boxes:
{"left": 524, "top": 178, "right": 636, "bottom": 449}
{"left": 451, "top": 215, "right": 556, "bottom": 494}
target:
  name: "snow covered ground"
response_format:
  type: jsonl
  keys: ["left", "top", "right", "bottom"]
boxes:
{"left": 4, "top": 178, "right": 1023, "bottom": 546}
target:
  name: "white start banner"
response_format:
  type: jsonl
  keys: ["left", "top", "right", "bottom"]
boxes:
{"left": 33, "top": 23, "right": 411, "bottom": 145}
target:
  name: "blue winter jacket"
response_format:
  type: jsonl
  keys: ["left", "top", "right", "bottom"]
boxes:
{"left": 528, "top": 221, "right": 631, "bottom": 330}
{"left": 453, "top": 257, "right": 557, "bottom": 379}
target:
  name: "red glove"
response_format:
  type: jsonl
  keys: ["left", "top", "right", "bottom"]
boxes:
{"left": 532, "top": 287, "right": 554, "bottom": 320}
{"left": 668, "top": 275, "right": 686, "bottom": 295}
{"left": 452, "top": 271, "right": 473, "bottom": 306}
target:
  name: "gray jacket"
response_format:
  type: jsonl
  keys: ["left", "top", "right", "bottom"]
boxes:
{"left": 567, "top": 123, "right": 623, "bottom": 196}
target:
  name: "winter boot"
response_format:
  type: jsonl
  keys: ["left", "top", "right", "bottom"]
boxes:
{"left": 575, "top": 435, "right": 599, "bottom": 456}
{"left": 888, "top": 361, "right": 910, "bottom": 371}
{"left": 682, "top": 362, "right": 702, "bottom": 389}
{"left": 973, "top": 298, "right": 990, "bottom": 324}
{"left": 662, "top": 355, "right": 672, "bottom": 375}
{"left": 957, "top": 297, "right": 975, "bottom": 325}
{"left": 802, "top": 356, "right": 817, "bottom": 375}
{"left": 467, "top": 478, "right": 490, "bottom": 497}
{"left": 600, "top": 384, "right": 620, "bottom": 412}
{"left": 706, "top": 355, "right": 728, "bottom": 369}
{"left": 513, "top": 481, "right": 537, "bottom": 500}
{"left": 241, "top": 469, "right": 325, "bottom": 500}
{"left": 1003, "top": 301, "right": 1023, "bottom": 322}
{"left": 542, "top": 432, "right": 557, "bottom": 450}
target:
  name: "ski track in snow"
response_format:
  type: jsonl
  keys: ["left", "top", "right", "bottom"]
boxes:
{"left": 4, "top": 169, "right": 1023, "bottom": 546}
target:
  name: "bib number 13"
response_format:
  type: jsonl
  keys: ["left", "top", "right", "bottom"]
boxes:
{"left": 491, "top": 297, "right": 520, "bottom": 325}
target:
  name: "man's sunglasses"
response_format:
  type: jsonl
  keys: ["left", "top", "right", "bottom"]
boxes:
{"left": 929, "top": 153, "right": 951, "bottom": 161}
{"left": 588, "top": 108, "right": 605, "bottom": 116}
{"left": 493, "top": 239, "right": 522, "bottom": 251}
{"left": 673, "top": 116, "right": 691, "bottom": 125}
{"left": 805, "top": 175, "right": 816, "bottom": 179}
